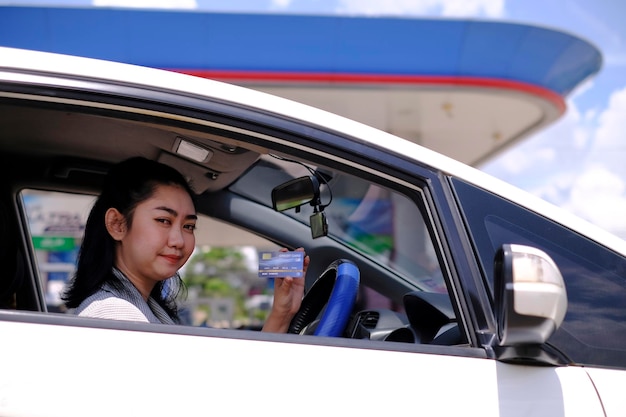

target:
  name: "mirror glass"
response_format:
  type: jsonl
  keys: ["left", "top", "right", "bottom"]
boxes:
{"left": 271, "top": 176, "right": 319, "bottom": 212}
{"left": 495, "top": 244, "right": 567, "bottom": 347}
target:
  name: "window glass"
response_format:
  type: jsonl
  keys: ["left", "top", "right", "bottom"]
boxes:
{"left": 228, "top": 158, "right": 458, "bottom": 343}
{"left": 231, "top": 157, "right": 446, "bottom": 296}
{"left": 21, "top": 190, "right": 94, "bottom": 312}
{"left": 327, "top": 183, "right": 445, "bottom": 294}
{"left": 452, "top": 178, "right": 626, "bottom": 369}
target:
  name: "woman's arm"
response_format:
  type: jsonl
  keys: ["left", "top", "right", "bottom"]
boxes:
{"left": 262, "top": 247, "right": 308, "bottom": 333}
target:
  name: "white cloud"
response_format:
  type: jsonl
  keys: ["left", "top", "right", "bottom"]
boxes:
{"left": 594, "top": 86, "right": 626, "bottom": 147}
{"left": 271, "top": 0, "right": 292, "bottom": 7}
{"left": 583, "top": 108, "right": 597, "bottom": 123}
{"left": 493, "top": 147, "right": 532, "bottom": 175}
{"left": 563, "top": 165, "right": 626, "bottom": 235}
{"left": 438, "top": 0, "right": 503, "bottom": 17}
{"left": 604, "top": 52, "right": 626, "bottom": 68}
{"left": 92, "top": 0, "right": 197, "bottom": 9}
{"left": 336, "top": 0, "right": 504, "bottom": 17}
{"left": 495, "top": 145, "right": 556, "bottom": 176}
{"left": 549, "top": 87, "right": 626, "bottom": 237}
{"left": 529, "top": 170, "right": 576, "bottom": 205}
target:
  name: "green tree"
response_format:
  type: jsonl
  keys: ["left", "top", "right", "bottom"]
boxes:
{"left": 182, "top": 247, "right": 263, "bottom": 326}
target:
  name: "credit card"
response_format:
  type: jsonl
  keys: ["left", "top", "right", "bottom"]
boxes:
{"left": 258, "top": 251, "right": 304, "bottom": 278}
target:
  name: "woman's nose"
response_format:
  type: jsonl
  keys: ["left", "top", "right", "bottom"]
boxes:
{"left": 168, "top": 227, "right": 185, "bottom": 248}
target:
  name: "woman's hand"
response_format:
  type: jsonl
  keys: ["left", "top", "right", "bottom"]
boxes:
{"left": 262, "top": 247, "right": 308, "bottom": 333}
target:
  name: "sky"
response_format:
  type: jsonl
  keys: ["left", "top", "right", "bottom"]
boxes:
{"left": 3, "top": 0, "right": 626, "bottom": 239}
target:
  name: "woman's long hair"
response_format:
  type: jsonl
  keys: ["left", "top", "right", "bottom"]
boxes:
{"left": 62, "top": 157, "right": 196, "bottom": 321}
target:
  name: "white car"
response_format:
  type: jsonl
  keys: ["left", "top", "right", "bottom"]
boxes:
{"left": 0, "top": 47, "right": 625, "bottom": 417}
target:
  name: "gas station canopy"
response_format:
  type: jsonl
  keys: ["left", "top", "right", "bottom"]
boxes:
{"left": 0, "top": 6, "right": 602, "bottom": 166}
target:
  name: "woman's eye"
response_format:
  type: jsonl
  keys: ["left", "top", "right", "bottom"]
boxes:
{"left": 156, "top": 218, "right": 171, "bottom": 225}
{"left": 184, "top": 224, "right": 196, "bottom": 231}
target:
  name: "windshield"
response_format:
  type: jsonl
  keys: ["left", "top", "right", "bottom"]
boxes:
{"left": 231, "top": 156, "right": 446, "bottom": 294}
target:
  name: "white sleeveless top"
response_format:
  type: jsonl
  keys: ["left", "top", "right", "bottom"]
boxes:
{"left": 73, "top": 267, "right": 176, "bottom": 324}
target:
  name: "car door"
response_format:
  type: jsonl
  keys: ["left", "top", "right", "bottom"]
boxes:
{"left": 585, "top": 367, "right": 626, "bottom": 417}
{"left": 0, "top": 314, "right": 605, "bottom": 417}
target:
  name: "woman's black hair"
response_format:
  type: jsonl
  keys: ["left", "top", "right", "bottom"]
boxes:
{"left": 62, "top": 156, "right": 196, "bottom": 321}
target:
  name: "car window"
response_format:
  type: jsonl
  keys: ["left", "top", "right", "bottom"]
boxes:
{"left": 21, "top": 189, "right": 280, "bottom": 327}
{"left": 21, "top": 190, "right": 93, "bottom": 312}
{"left": 230, "top": 156, "right": 447, "bottom": 296}
{"left": 21, "top": 186, "right": 424, "bottom": 330}
{"left": 452, "top": 178, "right": 626, "bottom": 369}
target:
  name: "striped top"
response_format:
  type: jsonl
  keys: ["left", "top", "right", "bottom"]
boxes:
{"left": 73, "top": 268, "right": 175, "bottom": 324}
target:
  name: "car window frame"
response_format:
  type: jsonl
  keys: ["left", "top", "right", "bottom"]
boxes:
{"left": 2, "top": 73, "right": 482, "bottom": 356}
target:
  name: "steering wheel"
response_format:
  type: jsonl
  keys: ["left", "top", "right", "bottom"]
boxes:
{"left": 288, "top": 259, "right": 360, "bottom": 337}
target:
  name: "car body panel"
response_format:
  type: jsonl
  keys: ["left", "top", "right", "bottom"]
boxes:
{"left": 585, "top": 367, "right": 626, "bottom": 417}
{"left": 0, "top": 317, "right": 605, "bottom": 417}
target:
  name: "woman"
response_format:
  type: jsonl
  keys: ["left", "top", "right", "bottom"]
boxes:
{"left": 62, "top": 156, "right": 307, "bottom": 333}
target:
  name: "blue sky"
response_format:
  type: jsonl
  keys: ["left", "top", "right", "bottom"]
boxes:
{"left": 4, "top": 0, "right": 626, "bottom": 238}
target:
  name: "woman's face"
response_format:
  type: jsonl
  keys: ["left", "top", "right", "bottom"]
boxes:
{"left": 113, "top": 184, "right": 197, "bottom": 291}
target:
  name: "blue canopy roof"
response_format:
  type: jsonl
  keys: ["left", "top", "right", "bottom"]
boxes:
{"left": 0, "top": 6, "right": 602, "bottom": 97}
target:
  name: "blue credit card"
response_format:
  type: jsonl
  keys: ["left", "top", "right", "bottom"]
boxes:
{"left": 258, "top": 251, "right": 304, "bottom": 278}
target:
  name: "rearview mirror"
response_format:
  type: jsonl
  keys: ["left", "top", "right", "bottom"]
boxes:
{"left": 271, "top": 176, "right": 320, "bottom": 212}
{"left": 272, "top": 175, "right": 328, "bottom": 238}
{"left": 494, "top": 244, "right": 567, "bottom": 347}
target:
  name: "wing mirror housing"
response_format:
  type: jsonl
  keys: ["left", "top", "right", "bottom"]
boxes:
{"left": 493, "top": 244, "right": 567, "bottom": 362}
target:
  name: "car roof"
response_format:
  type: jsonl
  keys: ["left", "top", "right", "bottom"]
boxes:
{"left": 2, "top": 45, "right": 625, "bottom": 257}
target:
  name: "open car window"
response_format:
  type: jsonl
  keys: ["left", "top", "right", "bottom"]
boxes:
{"left": 21, "top": 179, "right": 447, "bottom": 333}
{"left": 20, "top": 153, "right": 451, "bottom": 336}
{"left": 21, "top": 189, "right": 283, "bottom": 328}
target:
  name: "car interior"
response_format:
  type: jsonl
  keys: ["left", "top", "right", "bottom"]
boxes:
{"left": 0, "top": 92, "right": 468, "bottom": 347}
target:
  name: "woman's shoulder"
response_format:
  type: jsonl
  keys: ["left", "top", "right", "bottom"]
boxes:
{"left": 75, "top": 291, "right": 150, "bottom": 322}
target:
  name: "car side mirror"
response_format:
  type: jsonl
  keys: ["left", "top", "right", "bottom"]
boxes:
{"left": 494, "top": 244, "right": 567, "bottom": 347}
{"left": 271, "top": 176, "right": 320, "bottom": 212}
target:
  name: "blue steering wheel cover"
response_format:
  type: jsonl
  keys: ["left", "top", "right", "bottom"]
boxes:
{"left": 314, "top": 261, "right": 360, "bottom": 337}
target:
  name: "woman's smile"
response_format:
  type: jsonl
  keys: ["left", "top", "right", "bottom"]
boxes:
{"left": 161, "top": 254, "right": 183, "bottom": 265}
